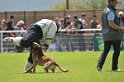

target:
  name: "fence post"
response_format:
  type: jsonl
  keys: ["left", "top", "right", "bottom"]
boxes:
{"left": 34, "top": 11, "right": 36, "bottom": 22}
{"left": 24, "top": 11, "right": 26, "bottom": 25}
{"left": 5, "top": 11, "right": 7, "bottom": 20}
{"left": 66, "top": 0, "right": 69, "bottom": 10}
{"left": 0, "top": 32, "right": 3, "bottom": 53}
{"left": 63, "top": 10, "right": 66, "bottom": 18}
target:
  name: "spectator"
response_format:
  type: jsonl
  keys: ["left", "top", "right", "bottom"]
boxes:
{"left": 64, "top": 16, "right": 72, "bottom": 30}
{"left": 0, "top": 19, "right": 7, "bottom": 37}
{"left": 118, "top": 11, "right": 124, "bottom": 27}
{"left": 54, "top": 17, "right": 62, "bottom": 51}
{"left": 70, "top": 15, "right": 83, "bottom": 30}
{"left": 59, "top": 18, "right": 64, "bottom": 30}
{"left": 54, "top": 17, "right": 60, "bottom": 32}
{"left": 17, "top": 20, "right": 27, "bottom": 37}
{"left": 0, "top": 19, "right": 7, "bottom": 30}
{"left": 79, "top": 13, "right": 87, "bottom": 29}
{"left": 57, "top": 18, "right": 68, "bottom": 51}
{"left": 61, "top": 16, "right": 74, "bottom": 51}
{"left": 70, "top": 15, "right": 85, "bottom": 51}
{"left": 90, "top": 14, "right": 102, "bottom": 33}
{"left": 90, "top": 14, "right": 99, "bottom": 29}
{"left": 16, "top": 20, "right": 27, "bottom": 52}
{"left": 0, "top": 19, "right": 8, "bottom": 52}
{"left": 7, "top": 15, "right": 16, "bottom": 37}
{"left": 67, "top": 15, "right": 73, "bottom": 23}
{"left": 7, "top": 15, "right": 14, "bottom": 30}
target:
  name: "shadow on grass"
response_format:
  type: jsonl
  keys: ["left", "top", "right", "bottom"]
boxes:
{"left": 100, "top": 70, "right": 124, "bottom": 72}
{"left": 19, "top": 71, "right": 62, "bottom": 74}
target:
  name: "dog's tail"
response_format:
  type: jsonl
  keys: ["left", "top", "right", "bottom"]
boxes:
{"left": 54, "top": 63, "right": 69, "bottom": 72}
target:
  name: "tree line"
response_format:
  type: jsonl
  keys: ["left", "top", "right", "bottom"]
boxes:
{"left": 51, "top": 0, "right": 108, "bottom": 10}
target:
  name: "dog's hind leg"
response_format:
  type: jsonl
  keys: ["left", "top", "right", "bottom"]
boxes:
{"left": 51, "top": 67, "right": 55, "bottom": 73}
{"left": 44, "top": 64, "right": 49, "bottom": 73}
{"left": 44, "top": 62, "right": 52, "bottom": 73}
{"left": 44, "top": 68, "right": 48, "bottom": 73}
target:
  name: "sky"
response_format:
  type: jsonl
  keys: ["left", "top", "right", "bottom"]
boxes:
{"left": 0, "top": 0, "right": 123, "bottom": 12}
{"left": 0, "top": 0, "right": 62, "bottom": 11}
{"left": 0, "top": 0, "right": 81, "bottom": 11}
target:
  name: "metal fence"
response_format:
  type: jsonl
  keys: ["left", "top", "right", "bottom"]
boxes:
{"left": 0, "top": 29, "right": 102, "bottom": 53}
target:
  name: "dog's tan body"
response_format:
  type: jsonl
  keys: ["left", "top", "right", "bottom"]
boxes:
{"left": 30, "top": 42, "right": 69, "bottom": 73}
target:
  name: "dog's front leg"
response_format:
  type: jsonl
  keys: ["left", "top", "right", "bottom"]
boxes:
{"left": 33, "top": 61, "right": 37, "bottom": 73}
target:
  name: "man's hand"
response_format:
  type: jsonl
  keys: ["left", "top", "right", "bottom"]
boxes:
{"left": 44, "top": 43, "right": 49, "bottom": 51}
{"left": 120, "top": 27, "right": 124, "bottom": 32}
{"left": 45, "top": 46, "right": 48, "bottom": 51}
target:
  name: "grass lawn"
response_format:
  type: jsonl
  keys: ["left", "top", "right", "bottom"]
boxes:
{"left": 0, "top": 51, "right": 124, "bottom": 82}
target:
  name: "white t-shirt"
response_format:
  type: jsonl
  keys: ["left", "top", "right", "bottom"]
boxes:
{"left": 35, "top": 19, "right": 57, "bottom": 45}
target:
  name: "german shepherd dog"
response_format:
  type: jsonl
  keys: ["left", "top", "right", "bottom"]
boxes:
{"left": 30, "top": 42, "right": 69, "bottom": 73}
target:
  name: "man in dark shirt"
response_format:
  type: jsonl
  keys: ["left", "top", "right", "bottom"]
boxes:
{"left": 70, "top": 15, "right": 85, "bottom": 51}
{"left": 90, "top": 14, "right": 98, "bottom": 29}
{"left": 6, "top": 15, "right": 16, "bottom": 37}
{"left": 71, "top": 15, "right": 83, "bottom": 30}
{"left": 7, "top": 15, "right": 14, "bottom": 30}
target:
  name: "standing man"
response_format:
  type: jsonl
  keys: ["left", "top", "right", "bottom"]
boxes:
{"left": 54, "top": 17, "right": 61, "bottom": 51}
{"left": 70, "top": 15, "right": 85, "bottom": 51}
{"left": 3, "top": 19, "right": 58, "bottom": 73}
{"left": 97, "top": 0, "right": 124, "bottom": 72}
{"left": 7, "top": 15, "right": 14, "bottom": 30}
{"left": 6, "top": 15, "right": 16, "bottom": 37}
{"left": 79, "top": 13, "right": 88, "bottom": 29}
{"left": 118, "top": 11, "right": 124, "bottom": 27}
{"left": 90, "top": 14, "right": 98, "bottom": 29}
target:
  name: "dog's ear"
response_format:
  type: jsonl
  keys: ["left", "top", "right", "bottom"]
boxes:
{"left": 33, "top": 42, "right": 38, "bottom": 48}
{"left": 33, "top": 42, "right": 41, "bottom": 48}
{"left": 33, "top": 42, "right": 38, "bottom": 45}
{"left": 33, "top": 42, "right": 35, "bottom": 45}
{"left": 33, "top": 42, "right": 36, "bottom": 44}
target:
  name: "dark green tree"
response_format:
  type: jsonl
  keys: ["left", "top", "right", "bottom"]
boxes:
{"left": 51, "top": 0, "right": 108, "bottom": 10}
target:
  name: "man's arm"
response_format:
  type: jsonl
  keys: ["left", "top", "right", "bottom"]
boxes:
{"left": 108, "top": 12, "right": 124, "bottom": 32}
{"left": 108, "top": 20, "right": 123, "bottom": 30}
{"left": 70, "top": 23, "right": 81, "bottom": 31}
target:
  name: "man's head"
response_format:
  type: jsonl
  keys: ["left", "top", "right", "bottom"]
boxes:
{"left": 118, "top": 11, "right": 123, "bottom": 17}
{"left": 81, "top": 13, "right": 87, "bottom": 19}
{"left": 10, "top": 15, "right": 14, "bottom": 20}
{"left": 108, "top": 0, "right": 118, "bottom": 7}
{"left": 54, "top": 17, "right": 59, "bottom": 23}
{"left": 92, "top": 14, "right": 97, "bottom": 20}
{"left": 67, "top": 15, "right": 72, "bottom": 22}
{"left": 1, "top": 19, "right": 6, "bottom": 25}
{"left": 64, "top": 16, "right": 69, "bottom": 23}
{"left": 73, "top": 15, "right": 78, "bottom": 22}
{"left": 10, "top": 15, "right": 14, "bottom": 22}
{"left": 17, "top": 20, "right": 24, "bottom": 26}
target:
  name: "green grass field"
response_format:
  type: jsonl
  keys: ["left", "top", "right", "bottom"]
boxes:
{"left": 0, "top": 51, "right": 124, "bottom": 82}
